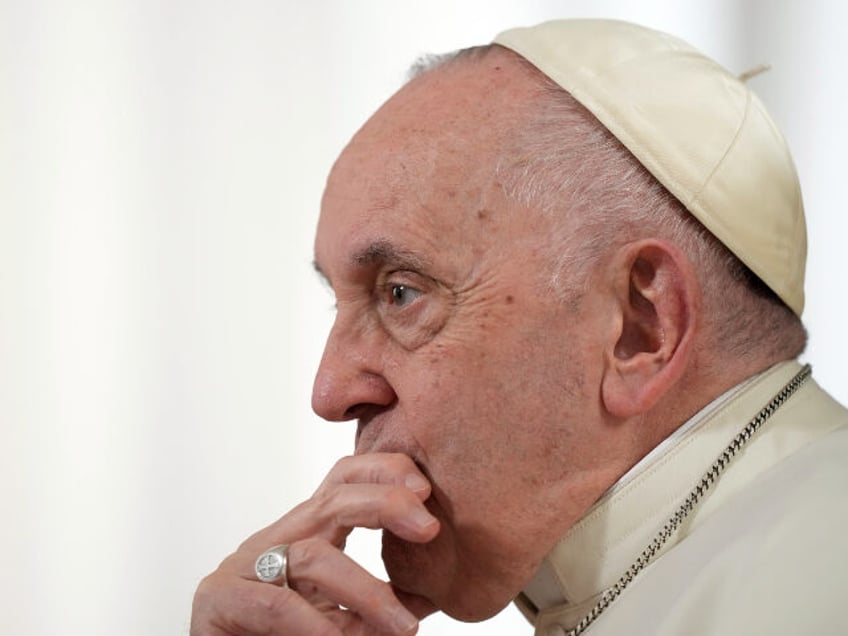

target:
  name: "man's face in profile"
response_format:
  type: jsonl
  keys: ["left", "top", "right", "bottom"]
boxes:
{"left": 311, "top": 50, "right": 611, "bottom": 620}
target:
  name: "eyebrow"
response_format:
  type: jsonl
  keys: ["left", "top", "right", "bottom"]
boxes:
{"left": 312, "top": 239, "right": 429, "bottom": 286}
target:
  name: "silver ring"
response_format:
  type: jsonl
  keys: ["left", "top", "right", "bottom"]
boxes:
{"left": 255, "top": 544, "right": 289, "bottom": 586}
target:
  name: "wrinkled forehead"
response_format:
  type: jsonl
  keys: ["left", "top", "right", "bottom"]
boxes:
{"left": 318, "top": 52, "right": 538, "bottom": 223}
{"left": 314, "top": 49, "right": 552, "bottom": 283}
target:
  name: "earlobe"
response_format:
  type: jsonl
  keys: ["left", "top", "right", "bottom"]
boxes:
{"left": 601, "top": 241, "right": 698, "bottom": 419}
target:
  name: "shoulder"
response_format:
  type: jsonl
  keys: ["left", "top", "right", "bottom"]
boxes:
{"left": 594, "top": 424, "right": 848, "bottom": 635}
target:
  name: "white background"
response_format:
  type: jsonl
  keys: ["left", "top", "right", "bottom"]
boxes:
{"left": 2, "top": 1, "right": 846, "bottom": 634}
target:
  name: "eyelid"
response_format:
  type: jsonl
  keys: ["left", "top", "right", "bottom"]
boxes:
{"left": 373, "top": 269, "right": 450, "bottom": 350}
{"left": 381, "top": 268, "right": 427, "bottom": 287}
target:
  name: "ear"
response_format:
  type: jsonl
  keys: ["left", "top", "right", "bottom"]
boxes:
{"left": 601, "top": 240, "right": 699, "bottom": 418}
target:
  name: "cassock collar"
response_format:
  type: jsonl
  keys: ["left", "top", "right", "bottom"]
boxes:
{"left": 514, "top": 360, "right": 805, "bottom": 632}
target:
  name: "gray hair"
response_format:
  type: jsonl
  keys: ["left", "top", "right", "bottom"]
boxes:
{"left": 409, "top": 46, "right": 806, "bottom": 360}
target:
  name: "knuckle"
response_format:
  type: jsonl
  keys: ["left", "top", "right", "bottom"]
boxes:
{"left": 334, "top": 454, "right": 355, "bottom": 469}
{"left": 311, "top": 488, "right": 342, "bottom": 524}
{"left": 191, "top": 571, "right": 223, "bottom": 614}
{"left": 232, "top": 585, "right": 299, "bottom": 636}
{"left": 189, "top": 584, "right": 213, "bottom": 633}
{"left": 386, "top": 452, "right": 415, "bottom": 472}
{"left": 328, "top": 454, "right": 356, "bottom": 480}
{"left": 193, "top": 572, "right": 215, "bottom": 598}
{"left": 363, "top": 580, "right": 396, "bottom": 613}
{"left": 383, "top": 486, "right": 412, "bottom": 511}
{"left": 257, "top": 587, "right": 298, "bottom": 622}
{"left": 287, "top": 536, "right": 330, "bottom": 575}
{"left": 371, "top": 452, "right": 414, "bottom": 482}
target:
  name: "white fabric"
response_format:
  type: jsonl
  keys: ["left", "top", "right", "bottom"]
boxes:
{"left": 494, "top": 19, "right": 807, "bottom": 315}
{"left": 516, "top": 360, "right": 848, "bottom": 635}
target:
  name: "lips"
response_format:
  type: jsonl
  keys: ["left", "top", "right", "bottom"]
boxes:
{"left": 352, "top": 424, "right": 442, "bottom": 518}
{"left": 354, "top": 421, "right": 419, "bottom": 463}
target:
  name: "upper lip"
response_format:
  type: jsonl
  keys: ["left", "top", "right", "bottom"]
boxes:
{"left": 354, "top": 410, "right": 382, "bottom": 451}
{"left": 355, "top": 424, "right": 423, "bottom": 466}
{"left": 353, "top": 415, "right": 429, "bottom": 480}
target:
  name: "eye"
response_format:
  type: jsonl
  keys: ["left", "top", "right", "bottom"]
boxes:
{"left": 389, "top": 284, "right": 421, "bottom": 308}
{"left": 374, "top": 274, "right": 449, "bottom": 349}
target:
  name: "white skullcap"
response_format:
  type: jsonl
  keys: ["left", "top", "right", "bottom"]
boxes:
{"left": 494, "top": 19, "right": 806, "bottom": 315}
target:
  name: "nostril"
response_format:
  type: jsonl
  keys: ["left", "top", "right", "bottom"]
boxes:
{"left": 343, "top": 403, "right": 369, "bottom": 420}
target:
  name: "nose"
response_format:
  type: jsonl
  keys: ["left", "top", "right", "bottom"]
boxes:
{"left": 311, "top": 316, "right": 396, "bottom": 421}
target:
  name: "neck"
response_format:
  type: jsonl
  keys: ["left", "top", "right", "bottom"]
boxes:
{"left": 517, "top": 360, "right": 826, "bottom": 633}
{"left": 642, "top": 352, "right": 789, "bottom": 456}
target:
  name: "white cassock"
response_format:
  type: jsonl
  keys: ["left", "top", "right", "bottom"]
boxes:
{"left": 516, "top": 360, "right": 848, "bottom": 635}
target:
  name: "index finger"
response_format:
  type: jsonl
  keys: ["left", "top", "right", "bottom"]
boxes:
{"left": 319, "top": 453, "right": 431, "bottom": 499}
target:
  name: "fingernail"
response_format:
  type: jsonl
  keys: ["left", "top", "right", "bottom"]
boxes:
{"left": 391, "top": 606, "right": 418, "bottom": 633}
{"left": 410, "top": 507, "right": 437, "bottom": 530}
{"left": 404, "top": 473, "right": 429, "bottom": 493}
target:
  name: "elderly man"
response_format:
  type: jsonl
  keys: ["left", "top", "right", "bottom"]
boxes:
{"left": 191, "top": 19, "right": 848, "bottom": 636}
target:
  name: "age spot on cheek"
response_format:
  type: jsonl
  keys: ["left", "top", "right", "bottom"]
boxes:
{"left": 505, "top": 295, "right": 514, "bottom": 304}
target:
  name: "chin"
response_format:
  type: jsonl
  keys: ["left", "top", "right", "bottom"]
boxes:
{"left": 382, "top": 529, "right": 438, "bottom": 596}
{"left": 381, "top": 530, "right": 511, "bottom": 623}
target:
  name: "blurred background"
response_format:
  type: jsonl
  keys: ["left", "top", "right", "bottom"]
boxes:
{"left": 2, "top": 1, "right": 845, "bottom": 634}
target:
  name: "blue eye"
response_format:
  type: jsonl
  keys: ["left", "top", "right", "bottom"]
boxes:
{"left": 390, "top": 284, "right": 420, "bottom": 307}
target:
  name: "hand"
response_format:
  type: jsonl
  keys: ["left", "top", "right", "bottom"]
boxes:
{"left": 190, "top": 453, "right": 441, "bottom": 635}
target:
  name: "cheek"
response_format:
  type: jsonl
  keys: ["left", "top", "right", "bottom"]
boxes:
{"left": 394, "top": 341, "right": 495, "bottom": 468}
{"left": 413, "top": 328, "right": 587, "bottom": 472}
{"left": 401, "top": 345, "right": 530, "bottom": 487}
{"left": 389, "top": 295, "right": 589, "bottom": 477}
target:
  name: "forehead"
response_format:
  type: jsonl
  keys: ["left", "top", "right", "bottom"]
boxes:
{"left": 314, "top": 48, "right": 540, "bottom": 281}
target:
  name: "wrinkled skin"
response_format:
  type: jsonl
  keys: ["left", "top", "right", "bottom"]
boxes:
{"left": 191, "top": 453, "right": 439, "bottom": 635}
{"left": 191, "top": 48, "right": 637, "bottom": 635}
